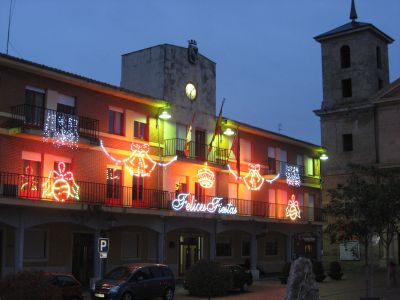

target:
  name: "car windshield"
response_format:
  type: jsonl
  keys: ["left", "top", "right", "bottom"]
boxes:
{"left": 104, "top": 267, "right": 132, "bottom": 281}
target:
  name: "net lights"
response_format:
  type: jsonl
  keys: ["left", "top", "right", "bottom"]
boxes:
{"left": 286, "top": 164, "right": 301, "bottom": 187}
{"left": 286, "top": 194, "right": 301, "bottom": 221}
{"left": 227, "top": 163, "right": 280, "bottom": 190}
{"left": 100, "top": 140, "right": 177, "bottom": 177}
{"left": 42, "top": 162, "right": 80, "bottom": 202}
{"left": 43, "top": 111, "right": 79, "bottom": 148}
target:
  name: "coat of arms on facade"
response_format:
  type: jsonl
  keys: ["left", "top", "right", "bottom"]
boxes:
{"left": 187, "top": 39, "right": 198, "bottom": 64}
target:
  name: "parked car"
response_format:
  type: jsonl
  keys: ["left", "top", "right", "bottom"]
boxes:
{"left": 90, "top": 263, "right": 175, "bottom": 300}
{"left": 45, "top": 273, "right": 84, "bottom": 300}
{"left": 224, "top": 264, "right": 253, "bottom": 292}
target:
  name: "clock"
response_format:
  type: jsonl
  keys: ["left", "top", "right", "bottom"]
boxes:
{"left": 185, "top": 83, "right": 197, "bottom": 101}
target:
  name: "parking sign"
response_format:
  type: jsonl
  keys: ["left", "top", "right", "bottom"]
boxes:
{"left": 98, "top": 238, "right": 109, "bottom": 257}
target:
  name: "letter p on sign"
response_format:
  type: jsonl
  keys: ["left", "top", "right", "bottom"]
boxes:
{"left": 98, "top": 238, "right": 109, "bottom": 253}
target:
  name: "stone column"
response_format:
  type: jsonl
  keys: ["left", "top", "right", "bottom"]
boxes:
{"left": 158, "top": 232, "right": 165, "bottom": 263}
{"left": 93, "top": 230, "right": 101, "bottom": 280}
{"left": 14, "top": 225, "right": 24, "bottom": 272}
{"left": 286, "top": 233, "right": 293, "bottom": 262}
{"left": 250, "top": 234, "right": 259, "bottom": 280}
{"left": 209, "top": 232, "right": 216, "bottom": 260}
{"left": 316, "top": 231, "right": 322, "bottom": 261}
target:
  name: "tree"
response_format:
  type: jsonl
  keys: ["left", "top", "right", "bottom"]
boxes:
{"left": 324, "top": 164, "right": 400, "bottom": 297}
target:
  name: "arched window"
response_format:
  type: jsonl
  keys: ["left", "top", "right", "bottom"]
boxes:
{"left": 340, "top": 45, "right": 351, "bottom": 68}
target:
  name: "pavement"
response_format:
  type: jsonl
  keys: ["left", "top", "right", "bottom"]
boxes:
{"left": 85, "top": 269, "right": 400, "bottom": 299}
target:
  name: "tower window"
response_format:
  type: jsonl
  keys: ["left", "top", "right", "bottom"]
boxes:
{"left": 378, "top": 79, "right": 383, "bottom": 90}
{"left": 376, "top": 46, "right": 382, "bottom": 69}
{"left": 342, "top": 79, "right": 352, "bottom": 98}
{"left": 340, "top": 45, "right": 351, "bottom": 68}
{"left": 342, "top": 134, "right": 353, "bottom": 152}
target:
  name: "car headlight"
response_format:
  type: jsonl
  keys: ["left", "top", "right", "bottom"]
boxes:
{"left": 110, "top": 285, "right": 120, "bottom": 294}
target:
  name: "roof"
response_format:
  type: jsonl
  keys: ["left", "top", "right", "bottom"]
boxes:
{"left": 314, "top": 21, "right": 394, "bottom": 43}
{"left": 0, "top": 53, "right": 168, "bottom": 108}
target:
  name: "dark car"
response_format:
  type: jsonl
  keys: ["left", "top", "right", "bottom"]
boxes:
{"left": 90, "top": 263, "right": 175, "bottom": 300}
{"left": 45, "top": 273, "right": 84, "bottom": 300}
{"left": 224, "top": 264, "right": 253, "bottom": 292}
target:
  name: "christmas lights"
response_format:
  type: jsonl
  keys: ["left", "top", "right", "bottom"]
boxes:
{"left": 286, "top": 164, "right": 301, "bottom": 187}
{"left": 197, "top": 164, "right": 215, "bottom": 188}
{"left": 100, "top": 140, "right": 177, "bottom": 177}
{"left": 286, "top": 194, "right": 301, "bottom": 221}
{"left": 172, "top": 193, "right": 237, "bottom": 215}
{"left": 20, "top": 166, "right": 38, "bottom": 195}
{"left": 227, "top": 163, "right": 280, "bottom": 188}
{"left": 43, "top": 111, "right": 79, "bottom": 148}
{"left": 42, "top": 162, "right": 80, "bottom": 202}
{"left": 243, "top": 163, "right": 264, "bottom": 191}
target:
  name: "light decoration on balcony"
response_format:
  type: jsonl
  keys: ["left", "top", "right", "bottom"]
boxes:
{"left": 100, "top": 140, "right": 177, "bottom": 177}
{"left": 172, "top": 193, "right": 237, "bottom": 215}
{"left": 197, "top": 163, "right": 215, "bottom": 189}
{"left": 43, "top": 110, "right": 79, "bottom": 148}
{"left": 20, "top": 166, "right": 38, "bottom": 192}
{"left": 227, "top": 163, "right": 280, "bottom": 190}
{"left": 286, "top": 194, "right": 301, "bottom": 221}
{"left": 42, "top": 162, "right": 80, "bottom": 202}
{"left": 286, "top": 164, "right": 301, "bottom": 187}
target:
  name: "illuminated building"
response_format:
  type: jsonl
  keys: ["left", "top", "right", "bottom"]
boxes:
{"left": 0, "top": 42, "right": 322, "bottom": 283}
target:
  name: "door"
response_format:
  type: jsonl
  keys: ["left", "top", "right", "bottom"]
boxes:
{"left": 195, "top": 130, "right": 206, "bottom": 161}
{"left": 25, "top": 88, "right": 45, "bottom": 127}
{"left": 72, "top": 233, "right": 94, "bottom": 286}
{"left": 179, "top": 236, "right": 204, "bottom": 275}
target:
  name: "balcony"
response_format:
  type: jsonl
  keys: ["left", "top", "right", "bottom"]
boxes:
{"left": 163, "top": 138, "right": 229, "bottom": 166}
{"left": 10, "top": 104, "right": 99, "bottom": 143}
{"left": 0, "top": 171, "right": 324, "bottom": 222}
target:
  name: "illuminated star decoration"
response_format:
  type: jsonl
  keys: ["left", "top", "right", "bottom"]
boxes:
{"left": 100, "top": 140, "right": 177, "bottom": 177}
{"left": 43, "top": 110, "right": 79, "bottom": 148}
{"left": 197, "top": 163, "right": 215, "bottom": 189}
{"left": 42, "top": 162, "right": 80, "bottom": 202}
{"left": 227, "top": 163, "right": 280, "bottom": 190}
{"left": 286, "top": 194, "right": 301, "bottom": 221}
{"left": 286, "top": 164, "right": 301, "bottom": 187}
{"left": 20, "top": 166, "right": 38, "bottom": 192}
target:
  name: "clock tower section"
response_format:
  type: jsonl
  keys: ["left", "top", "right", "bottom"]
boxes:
{"left": 120, "top": 41, "right": 217, "bottom": 122}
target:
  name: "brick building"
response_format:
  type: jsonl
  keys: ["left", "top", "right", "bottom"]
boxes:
{"left": 314, "top": 1, "right": 399, "bottom": 264}
{"left": 0, "top": 41, "right": 323, "bottom": 284}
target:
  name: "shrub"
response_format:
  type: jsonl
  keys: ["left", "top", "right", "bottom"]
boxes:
{"left": 0, "top": 271, "right": 62, "bottom": 300}
{"left": 279, "top": 262, "right": 291, "bottom": 284}
{"left": 312, "top": 261, "right": 326, "bottom": 282}
{"left": 328, "top": 261, "right": 343, "bottom": 280}
{"left": 186, "top": 260, "right": 233, "bottom": 297}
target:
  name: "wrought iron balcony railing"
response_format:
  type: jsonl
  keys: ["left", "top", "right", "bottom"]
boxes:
{"left": 163, "top": 138, "right": 229, "bottom": 166}
{"left": 0, "top": 172, "right": 323, "bottom": 222}
{"left": 10, "top": 104, "right": 99, "bottom": 143}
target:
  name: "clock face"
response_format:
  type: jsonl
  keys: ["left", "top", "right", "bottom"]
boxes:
{"left": 185, "top": 83, "right": 197, "bottom": 101}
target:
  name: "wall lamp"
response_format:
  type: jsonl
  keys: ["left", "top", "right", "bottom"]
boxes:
{"left": 320, "top": 153, "right": 328, "bottom": 161}
{"left": 158, "top": 108, "right": 172, "bottom": 120}
{"left": 223, "top": 128, "right": 235, "bottom": 136}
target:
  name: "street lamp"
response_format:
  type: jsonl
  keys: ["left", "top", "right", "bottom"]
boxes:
{"left": 158, "top": 109, "right": 171, "bottom": 120}
{"left": 320, "top": 153, "right": 328, "bottom": 161}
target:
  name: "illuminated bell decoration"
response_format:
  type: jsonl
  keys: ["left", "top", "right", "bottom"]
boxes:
{"left": 197, "top": 164, "right": 215, "bottom": 189}
{"left": 286, "top": 165, "right": 301, "bottom": 187}
{"left": 42, "top": 162, "right": 80, "bottom": 202}
{"left": 286, "top": 194, "right": 301, "bottom": 221}
{"left": 243, "top": 163, "right": 264, "bottom": 191}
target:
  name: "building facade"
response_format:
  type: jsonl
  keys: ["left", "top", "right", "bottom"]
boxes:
{"left": 314, "top": 1, "right": 400, "bottom": 264}
{"left": 0, "top": 42, "right": 323, "bottom": 284}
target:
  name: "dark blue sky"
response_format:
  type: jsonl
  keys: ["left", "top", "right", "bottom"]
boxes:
{"left": 0, "top": 0, "right": 399, "bottom": 145}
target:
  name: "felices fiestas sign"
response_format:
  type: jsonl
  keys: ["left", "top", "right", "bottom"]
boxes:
{"left": 172, "top": 193, "right": 238, "bottom": 215}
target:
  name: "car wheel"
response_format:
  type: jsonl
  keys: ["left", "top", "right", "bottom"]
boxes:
{"left": 121, "top": 292, "right": 134, "bottom": 300}
{"left": 163, "top": 288, "right": 174, "bottom": 300}
{"left": 240, "top": 282, "right": 249, "bottom": 292}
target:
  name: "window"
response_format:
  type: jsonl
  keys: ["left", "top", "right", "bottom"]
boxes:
{"left": 57, "top": 103, "right": 75, "bottom": 115}
{"left": 240, "top": 139, "right": 251, "bottom": 162}
{"left": 54, "top": 161, "right": 71, "bottom": 172}
{"left": 195, "top": 182, "right": 205, "bottom": 202}
{"left": 121, "top": 232, "right": 140, "bottom": 259}
{"left": 175, "top": 181, "right": 187, "bottom": 198}
{"left": 24, "top": 229, "right": 47, "bottom": 260}
{"left": 304, "top": 156, "right": 314, "bottom": 177}
{"left": 342, "top": 79, "right": 352, "bottom": 98}
{"left": 308, "top": 194, "right": 315, "bottom": 221}
{"left": 149, "top": 266, "right": 163, "bottom": 278}
{"left": 376, "top": 46, "right": 382, "bottom": 69}
{"left": 378, "top": 79, "right": 383, "bottom": 90}
{"left": 132, "top": 177, "right": 144, "bottom": 201}
{"left": 25, "top": 87, "right": 45, "bottom": 126}
{"left": 241, "top": 239, "right": 250, "bottom": 257}
{"left": 131, "top": 268, "right": 152, "bottom": 281}
{"left": 107, "top": 168, "right": 122, "bottom": 204}
{"left": 134, "top": 120, "right": 148, "bottom": 140}
{"left": 21, "top": 159, "right": 41, "bottom": 198}
{"left": 267, "top": 147, "right": 276, "bottom": 174}
{"left": 265, "top": 238, "right": 278, "bottom": 256}
{"left": 340, "top": 45, "right": 351, "bottom": 68}
{"left": 216, "top": 236, "right": 232, "bottom": 257}
{"left": 108, "top": 109, "right": 124, "bottom": 135}
{"left": 342, "top": 134, "right": 353, "bottom": 152}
